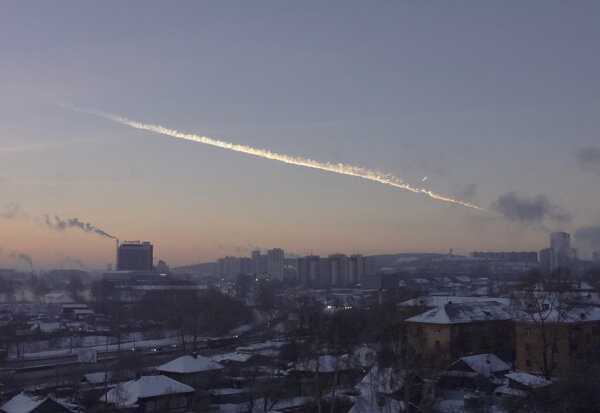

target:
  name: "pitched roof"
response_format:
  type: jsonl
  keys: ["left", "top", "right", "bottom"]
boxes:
{"left": 0, "top": 393, "right": 69, "bottom": 413}
{"left": 102, "top": 375, "right": 194, "bottom": 407}
{"left": 157, "top": 355, "right": 224, "bottom": 374}
{"left": 405, "top": 301, "right": 514, "bottom": 324}
{"left": 506, "top": 372, "right": 552, "bottom": 388}
{"left": 448, "top": 353, "right": 510, "bottom": 377}
{"left": 1, "top": 393, "right": 46, "bottom": 413}
{"left": 398, "top": 295, "right": 511, "bottom": 307}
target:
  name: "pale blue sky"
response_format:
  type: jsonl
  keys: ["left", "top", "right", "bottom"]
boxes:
{"left": 1, "top": 1, "right": 599, "bottom": 269}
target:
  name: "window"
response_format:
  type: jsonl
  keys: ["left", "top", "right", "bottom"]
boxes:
{"left": 525, "top": 344, "right": 531, "bottom": 352}
{"left": 433, "top": 327, "right": 441, "bottom": 335}
{"left": 525, "top": 328, "right": 531, "bottom": 337}
{"left": 526, "top": 359, "right": 531, "bottom": 367}
{"left": 435, "top": 340, "right": 441, "bottom": 349}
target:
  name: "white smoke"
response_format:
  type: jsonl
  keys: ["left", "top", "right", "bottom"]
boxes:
{"left": 70, "top": 106, "right": 481, "bottom": 210}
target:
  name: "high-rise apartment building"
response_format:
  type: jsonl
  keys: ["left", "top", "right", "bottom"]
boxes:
{"left": 540, "top": 232, "right": 577, "bottom": 274}
{"left": 267, "top": 248, "right": 284, "bottom": 280}
{"left": 297, "top": 255, "right": 321, "bottom": 286}
{"left": 328, "top": 254, "right": 348, "bottom": 286}
{"left": 117, "top": 241, "right": 153, "bottom": 271}
{"left": 217, "top": 256, "right": 237, "bottom": 278}
{"left": 251, "top": 250, "right": 268, "bottom": 275}
{"left": 348, "top": 254, "right": 368, "bottom": 284}
{"left": 298, "top": 253, "right": 375, "bottom": 287}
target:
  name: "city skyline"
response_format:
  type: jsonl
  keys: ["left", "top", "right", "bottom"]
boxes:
{"left": 1, "top": 1, "right": 600, "bottom": 269}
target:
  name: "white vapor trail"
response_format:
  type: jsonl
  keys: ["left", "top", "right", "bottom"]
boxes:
{"left": 72, "top": 107, "right": 481, "bottom": 210}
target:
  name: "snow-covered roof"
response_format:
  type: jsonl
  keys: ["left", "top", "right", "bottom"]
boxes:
{"left": 506, "top": 372, "right": 552, "bottom": 388}
{"left": 211, "top": 352, "right": 253, "bottom": 363}
{"left": 398, "top": 295, "right": 511, "bottom": 307}
{"left": 1, "top": 393, "right": 48, "bottom": 413}
{"left": 405, "top": 301, "right": 514, "bottom": 324}
{"left": 102, "top": 375, "right": 194, "bottom": 407}
{"left": 157, "top": 355, "right": 224, "bottom": 374}
{"left": 447, "top": 354, "right": 510, "bottom": 377}
{"left": 519, "top": 306, "right": 600, "bottom": 323}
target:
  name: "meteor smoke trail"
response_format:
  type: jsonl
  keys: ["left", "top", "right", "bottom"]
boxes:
{"left": 72, "top": 107, "right": 481, "bottom": 210}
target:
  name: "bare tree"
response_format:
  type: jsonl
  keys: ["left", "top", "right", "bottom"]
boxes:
{"left": 512, "top": 269, "right": 580, "bottom": 379}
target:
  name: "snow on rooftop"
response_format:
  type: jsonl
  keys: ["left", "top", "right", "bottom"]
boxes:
{"left": 405, "top": 301, "right": 514, "bottom": 324}
{"left": 1, "top": 392, "right": 47, "bottom": 413}
{"left": 520, "top": 306, "right": 600, "bottom": 323}
{"left": 449, "top": 353, "right": 510, "bottom": 377}
{"left": 158, "top": 354, "right": 224, "bottom": 374}
{"left": 506, "top": 372, "right": 552, "bottom": 388}
{"left": 398, "top": 295, "right": 510, "bottom": 307}
{"left": 102, "top": 375, "right": 194, "bottom": 407}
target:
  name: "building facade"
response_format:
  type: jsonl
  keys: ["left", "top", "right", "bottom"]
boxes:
{"left": 267, "top": 248, "right": 284, "bottom": 280}
{"left": 116, "top": 241, "right": 153, "bottom": 271}
{"left": 540, "top": 232, "right": 577, "bottom": 274}
{"left": 515, "top": 308, "right": 600, "bottom": 376}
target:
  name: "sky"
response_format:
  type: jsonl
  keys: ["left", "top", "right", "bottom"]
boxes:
{"left": 1, "top": 1, "right": 600, "bottom": 270}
